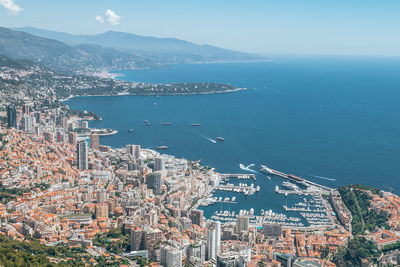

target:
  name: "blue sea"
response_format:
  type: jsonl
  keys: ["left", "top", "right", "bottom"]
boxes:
{"left": 65, "top": 57, "right": 400, "bottom": 218}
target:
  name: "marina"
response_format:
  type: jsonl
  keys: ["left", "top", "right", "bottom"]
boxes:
{"left": 210, "top": 209, "right": 305, "bottom": 228}
{"left": 201, "top": 169, "right": 333, "bottom": 229}
{"left": 219, "top": 173, "right": 256, "bottom": 180}
{"left": 215, "top": 183, "right": 260, "bottom": 196}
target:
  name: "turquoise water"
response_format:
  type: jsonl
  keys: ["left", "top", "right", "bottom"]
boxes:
{"left": 65, "top": 57, "right": 400, "bottom": 218}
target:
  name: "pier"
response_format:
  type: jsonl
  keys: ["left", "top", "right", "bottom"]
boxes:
{"left": 260, "top": 165, "right": 333, "bottom": 192}
{"left": 220, "top": 173, "right": 256, "bottom": 180}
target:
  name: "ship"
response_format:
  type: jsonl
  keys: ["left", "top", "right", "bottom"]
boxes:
{"left": 192, "top": 123, "right": 201, "bottom": 126}
{"left": 156, "top": 146, "right": 168, "bottom": 150}
{"left": 288, "top": 174, "right": 306, "bottom": 185}
{"left": 161, "top": 122, "right": 171, "bottom": 126}
{"left": 144, "top": 120, "right": 150, "bottom": 123}
{"left": 216, "top": 137, "right": 225, "bottom": 141}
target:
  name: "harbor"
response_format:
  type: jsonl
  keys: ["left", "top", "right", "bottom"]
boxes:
{"left": 199, "top": 165, "right": 336, "bottom": 230}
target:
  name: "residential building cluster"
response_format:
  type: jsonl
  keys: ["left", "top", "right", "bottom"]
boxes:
{"left": 0, "top": 103, "right": 363, "bottom": 266}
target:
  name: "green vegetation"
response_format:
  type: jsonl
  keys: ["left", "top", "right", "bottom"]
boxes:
{"left": 92, "top": 228, "right": 130, "bottom": 254}
{"left": 382, "top": 241, "right": 400, "bottom": 252}
{"left": 332, "top": 237, "right": 380, "bottom": 266}
{"left": 0, "top": 187, "right": 30, "bottom": 204}
{"left": 332, "top": 185, "right": 389, "bottom": 266}
{"left": 32, "top": 182, "right": 51, "bottom": 191}
{"left": 132, "top": 256, "right": 150, "bottom": 267}
{"left": 339, "top": 185, "right": 388, "bottom": 235}
{"left": 0, "top": 235, "right": 129, "bottom": 266}
{"left": 0, "top": 235, "right": 86, "bottom": 266}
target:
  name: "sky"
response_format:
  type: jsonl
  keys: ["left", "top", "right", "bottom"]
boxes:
{"left": 1, "top": 0, "right": 400, "bottom": 56}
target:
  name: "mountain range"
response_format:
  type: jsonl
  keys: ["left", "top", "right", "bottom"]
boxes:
{"left": 14, "top": 27, "right": 257, "bottom": 59}
{"left": 0, "top": 26, "right": 261, "bottom": 74}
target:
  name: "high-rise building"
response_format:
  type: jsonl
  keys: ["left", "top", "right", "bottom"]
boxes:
{"left": 146, "top": 172, "right": 162, "bottom": 195}
{"left": 131, "top": 226, "right": 162, "bottom": 260}
{"left": 68, "top": 132, "right": 77, "bottom": 146}
{"left": 96, "top": 189, "right": 107, "bottom": 203}
{"left": 80, "top": 121, "right": 89, "bottom": 129}
{"left": 126, "top": 144, "right": 141, "bottom": 158}
{"left": 190, "top": 209, "right": 204, "bottom": 227}
{"left": 188, "top": 241, "right": 206, "bottom": 264}
{"left": 154, "top": 157, "right": 165, "bottom": 171}
{"left": 131, "top": 227, "right": 144, "bottom": 251}
{"left": 61, "top": 117, "right": 68, "bottom": 129}
{"left": 33, "top": 111, "right": 41, "bottom": 124}
{"left": 7, "top": 105, "right": 17, "bottom": 128}
{"left": 180, "top": 217, "right": 192, "bottom": 230}
{"left": 95, "top": 203, "right": 108, "bottom": 218}
{"left": 21, "top": 114, "right": 35, "bottom": 133}
{"left": 43, "top": 131, "right": 54, "bottom": 143}
{"left": 217, "top": 253, "right": 249, "bottom": 267}
{"left": 207, "top": 221, "right": 221, "bottom": 260}
{"left": 77, "top": 140, "right": 88, "bottom": 170}
{"left": 99, "top": 145, "right": 111, "bottom": 153}
{"left": 22, "top": 103, "right": 31, "bottom": 115}
{"left": 160, "top": 246, "right": 182, "bottom": 267}
{"left": 236, "top": 216, "right": 249, "bottom": 234}
{"left": 90, "top": 134, "right": 99, "bottom": 150}
{"left": 146, "top": 210, "right": 158, "bottom": 225}
{"left": 262, "top": 223, "right": 282, "bottom": 237}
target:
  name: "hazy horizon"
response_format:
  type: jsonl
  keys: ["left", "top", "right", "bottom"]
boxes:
{"left": 2, "top": 0, "right": 400, "bottom": 56}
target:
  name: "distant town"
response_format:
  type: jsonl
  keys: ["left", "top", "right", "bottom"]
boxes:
{"left": 1, "top": 96, "right": 400, "bottom": 267}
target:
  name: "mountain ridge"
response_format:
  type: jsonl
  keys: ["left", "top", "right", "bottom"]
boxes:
{"left": 13, "top": 26, "right": 261, "bottom": 59}
{"left": 0, "top": 27, "right": 160, "bottom": 74}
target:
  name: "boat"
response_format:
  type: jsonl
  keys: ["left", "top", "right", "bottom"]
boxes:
{"left": 288, "top": 174, "right": 306, "bottom": 185}
{"left": 161, "top": 122, "right": 171, "bottom": 126}
{"left": 144, "top": 120, "right": 149, "bottom": 123}
{"left": 128, "top": 129, "right": 135, "bottom": 132}
{"left": 267, "top": 176, "right": 271, "bottom": 180}
{"left": 216, "top": 137, "right": 225, "bottom": 141}
{"left": 192, "top": 123, "right": 201, "bottom": 126}
{"left": 275, "top": 185, "right": 279, "bottom": 192}
{"left": 146, "top": 122, "right": 151, "bottom": 126}
{"left": 156, "top": 146, "right": 168, "bottom": 150}
{"left": 282, "top": 181, "right": 300, "bottom": 191}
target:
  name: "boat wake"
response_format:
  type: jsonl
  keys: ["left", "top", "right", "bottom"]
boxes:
{"left": 310, "top": 174, "right": 336, "bottom": 182}
{"left": 201, "top": 135, "right": 217, "bottom": 143}
{"left": 239, "top": 163, "right": 257, "bottom": 173}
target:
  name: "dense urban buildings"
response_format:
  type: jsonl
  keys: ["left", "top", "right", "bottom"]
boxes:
{"left": 0, "top": 103, "right": 399, "bottom": 266}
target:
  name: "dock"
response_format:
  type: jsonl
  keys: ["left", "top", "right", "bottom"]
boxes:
{"left": 220, "top": 173, "right": 256, "bottom": 180}
{"left": 260, "top": 165, "right": 333, "bottom": 192}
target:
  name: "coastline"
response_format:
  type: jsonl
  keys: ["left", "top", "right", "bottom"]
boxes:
{"left": 60, "top": 87, "right": 247, "bottom": 103}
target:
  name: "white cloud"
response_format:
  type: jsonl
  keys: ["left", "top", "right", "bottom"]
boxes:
{"left": 0, "top": 0, "right": 23, "bottom": 15}
{"left": 95, "top": 15, "right": 105, "bottom": 24}
{"left": 95, "top": 9, "right": 121, "bottom": 26}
